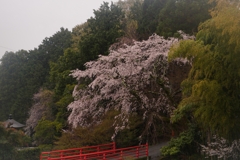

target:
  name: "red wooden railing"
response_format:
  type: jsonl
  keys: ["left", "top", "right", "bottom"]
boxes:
{"left": 45, "top": 143, "right": 148, "bottom": 160}
{"left": 40, "top": 142, "right": 116, "bottom": 160}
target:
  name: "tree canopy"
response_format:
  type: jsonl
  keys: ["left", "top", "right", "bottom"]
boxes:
{"left": 0, "top": 123, "right": 30, "bottom": 160}
{"left": 0, "top": 28, "right": 71, "bottom": 122}
{"left": 169, "top": 0, "right": 240, "bottom": 140}
{"left": 79, "top": 2, "right": 124, "bottom": 63}
{"left": 157, "top": 0, "right": 211, "bottom": 37}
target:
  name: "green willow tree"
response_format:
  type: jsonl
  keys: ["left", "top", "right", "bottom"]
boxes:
{"left": 169, "top": 0, "right": 240, "bottom": 141}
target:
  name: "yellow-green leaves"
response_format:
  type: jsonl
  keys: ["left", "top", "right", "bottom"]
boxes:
{"left": 168, "top": 39, "right": 210, "bottom": 62}
{"left": 197, "top": 0, "right": 240, "bottom": 54}
{"left": 169, "top": 0, "right": 240, "bottom": 140}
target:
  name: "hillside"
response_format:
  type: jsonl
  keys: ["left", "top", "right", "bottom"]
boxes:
{"left": 1, "top": 0, "right": 240, "bottom": 159}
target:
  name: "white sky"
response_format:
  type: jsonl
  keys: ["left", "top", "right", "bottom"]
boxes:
{"left": 0, "top": 0, "right": 118, "bottom": 59}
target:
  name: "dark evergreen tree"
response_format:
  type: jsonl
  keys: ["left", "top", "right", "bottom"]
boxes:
{"left": 79, "top": 2, "right": 124, "bottom": 62}
{"left": 37, "top": 27, "right": 72, "bottom": 80}
{"left": 0, "top": 28, "right": 72, "bottom": 122}
{"left": 136, "top": 0, "right": 167, "bottom": 39}
{"left": 0, "top": 50, "right": 45, "bottom": 122}
{"left": 156, "top": 0, "right": 212, "bottom": 37}
{"left": 38, "top": 28, "right": 72, "bottom": 63}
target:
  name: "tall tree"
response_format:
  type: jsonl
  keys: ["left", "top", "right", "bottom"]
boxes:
{"left": 156, "top": 0, "right": 212, "bottom": 37}
{"left": 136, "top": 0, "right": 167, "bottom": 39}
{"left": 160, "top": 1, "right": 240, "bottom": 158}
{"left": 117, "top": 0, "right": 143, "bottom": 39}
{"left": 67, "top": 32, "right": 192, "bottom": 143}
{"left": 79, "top": 2, "right": 124, "bottom": 63}
{"left": 0, "top": 50, "right": 45, "bottom": 122}
{"left": 47, "top": 24, "right": 89, "bottom": 129}
{"left": 47, "top": 3, "right": 125, "bottom": 137}
{"left": 37, "top": 27, "right": 72, "bottom": 69}
{"left": 0, "top": 28, "right": 72, "bottom": 122}
{"left": 169, "top": 0, "right": 240, "bottom": 141}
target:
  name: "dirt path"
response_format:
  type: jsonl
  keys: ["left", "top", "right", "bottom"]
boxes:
{"left": 148, "top": 141, "right": 168, "bottom": 160}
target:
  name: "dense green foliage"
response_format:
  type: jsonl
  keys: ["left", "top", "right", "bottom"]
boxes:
{"left": 79, "top": 2, "right": 124, "bottom": 62}
{"left": 0, "top": 50, "right": 45, "bottom": 122}
{"left": 0, "top": 28, "right": 71, "bottom": 122}
{"left": 160, "top": 124, "right": 198, "bottom": 158}
{"left": 135, "top": 0, "right": 167, "bottom": 39}
{"left": 15, "top": 148, "right": 40, "bottom": 160}
{"left": 0, "top": 123, "right": 31, "bottom": 160}
{"left": 169, "top": 0, "right": 240, "bottom": 139}
{"left": 157, "top": 0, "right": 212, "bottom": 38}
{"left": 37, "top": 28, "right": 72, "bottom": 71}
{"left": 131, "top": 0, "right": 211, "bottom": 39}
{"left": 54, "top": 110, "right": 118, "bottom": 149}
{"left": 163, "top": 0, "right": 240, "bottom": 158}
{"left": 34, "top": 120, "right": 62, "bottom": 145}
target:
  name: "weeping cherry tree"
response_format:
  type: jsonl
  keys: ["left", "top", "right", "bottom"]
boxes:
{"left": 68, "top": 32, "right": 192, "bottom": 143}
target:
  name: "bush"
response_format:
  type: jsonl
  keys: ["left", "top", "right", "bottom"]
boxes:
{"left": 160, "top": 124, "right": 198, "bottom": 159}
{"left": 15, "top": 147, "right": 40, "bottom": 160}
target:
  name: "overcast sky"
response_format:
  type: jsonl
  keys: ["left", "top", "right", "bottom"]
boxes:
{"left": 0, "top": 0, "right": 118, "bottom": 59}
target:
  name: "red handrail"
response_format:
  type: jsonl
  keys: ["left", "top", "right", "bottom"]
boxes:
{"left": 46, "top": 143, "right": 148, "bottom": 160}
{"left": 40, "top": 142, "right": 116, "bottom": 160}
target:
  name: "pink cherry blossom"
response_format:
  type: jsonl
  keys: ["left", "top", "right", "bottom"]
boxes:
{"left": 68, "top": 31, "right": 192, "bottom": 140}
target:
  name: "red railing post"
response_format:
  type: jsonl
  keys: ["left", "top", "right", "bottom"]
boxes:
{"left": 136, "top": 147, "right": 139, "bottom": 158}
{"left": 103, "top": 153, "right": 106, "bottom": 160}
{"left": 113, "top": 141, "right": 116, "bottom": 150}
{"left": 113, "top": 141, "right": 116, "bottom": 154}
{"left": 47, "top": 153, "right": 51, "bottom": 160}
{"left": 60, "top": 151, "right": 63, "bottom": 159}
